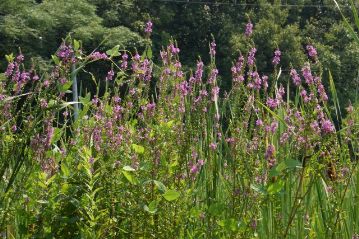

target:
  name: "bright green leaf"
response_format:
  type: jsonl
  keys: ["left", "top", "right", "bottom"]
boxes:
{"left": 163, "top": 189, "right": 180, "bottom": 201}
{"left": 132, "top": 144, "right": 145, "bottom": 154}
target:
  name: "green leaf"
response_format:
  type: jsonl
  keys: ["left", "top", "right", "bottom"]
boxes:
{"left": 144, "top": 200, "right": 158, "bottom": 214}
{"left": 132, "top": 144, "right": 145, "bottom": 154}
{"left": 123, "top": 166, "right": 136, "bottom": 171}
{"left": 106, "top": 45, "right": 120, "bottom": 57}
{"left": 154, "top": 180, "right": 167, "bottom": 193}
{"left": 73, "top": 39, "right": 80, "bottom": 51}
{"left": 162, "top": 189, "right": 180, "bottom": 201}
{"left": 5, "top": 54, "right": 14, "bottom": 62}
{"left": 122, "top": 171, "right": 136, "bottom": 184}
{"left": 284, "top": 159, "right": 302, "bottom": 169}
{"left": 146, "top": 47, "right": 153, "bottom": 59}
{"left": 267, "top": 180, "right": 285, "bottom": 195}
{"left": 251, "top": 184, "right": 267, "bottom": 195}
{"left": 79, "top": 92, "right": 91, "bottom": 105}
{"left": 48, "top": 99, "right": 57, "bottom": 108}
{"left": 51, "top": 128, "right": 62, "bottom": 144}
{"left": 52, "top": 55, "right": 60, "bottom": 65}
{"left": 61, "top": 163, "right": 70, "bottom": 178}
{"left": 217, "top": 218, "right": 238, "bottom": 232}
{"left": 269, "top": 159, "right": 301, "bottom": 177}
{"left": 60, "top": 80, "right": 73, "bottom": 92}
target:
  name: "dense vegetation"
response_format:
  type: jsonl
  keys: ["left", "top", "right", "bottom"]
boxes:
{"left": 0, "top": 0, "right": 358, "bottom": 238}
{"left": 1, "top": 0, "right": 359, "bottom": 103}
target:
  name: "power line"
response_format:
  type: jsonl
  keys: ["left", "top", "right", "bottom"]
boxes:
{"left": 151, "top": 0, "right": 343, "bottom": 8}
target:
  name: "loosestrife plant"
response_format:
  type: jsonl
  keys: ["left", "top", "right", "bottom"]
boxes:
{"left": 0, "top": 21, "right": 357, "bottom": 239}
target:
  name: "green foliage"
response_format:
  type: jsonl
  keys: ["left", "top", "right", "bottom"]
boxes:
{"left": 0, "top": 1, "right": 358, "bottom": 238}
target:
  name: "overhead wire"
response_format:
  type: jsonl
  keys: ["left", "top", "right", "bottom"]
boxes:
{"left": 151, "top": 0, "right": 346, "bottom": 9}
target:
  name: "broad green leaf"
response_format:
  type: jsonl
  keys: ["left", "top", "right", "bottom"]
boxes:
{"left": 162, "top": 189, "right": 180, "bottom": 201}
{"left": 122, "top": 171, "right": 136, "bottom": 184}
{"left": 5, "top": 53, "right": 14, "bottom": 62}
{"left": 60, "top": 81, "right": 72, "bottom": 92}
{"left": 267, "top": 180, "right": 285, "bottom": 195}
{"left": 154, "top": 180, "right": 167, "bottom": 193}
{"left": 132, "top": 144, "right": 145, "bottom": 154}
{"left": 144, "top": 200, "right": 158, "bottom": 214}
{"left": 106, "top": 45, "right": 120, "bottom": 57}
{"left": 270, "top": 159, "right": 301, "bottom": 177}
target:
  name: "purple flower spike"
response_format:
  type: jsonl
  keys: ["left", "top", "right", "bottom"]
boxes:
{"left": 210, "top": 40, "right": 216, "bottom": 58}
{"left": 306, "top": 45, "right": 317, "bottom": 58}
{"left": 106, "top": 69, "right": 115, "bottom": 81}
{"left": 272, "top": 49, "right": 281, "bottom": 65}
{"left": 145, "top": 20, "right": 153, "bottom": 34}
{"left": 245, "top": 21, "right": 253, "bottom": 37}
{"left": 321, "top": 119, "right": 335, "bottom": 134}
{"left": 290, "top": 69, "right": 301, "bottom": 86}
{"left": 247, "top": 48, "right": 257, "bottom": 66}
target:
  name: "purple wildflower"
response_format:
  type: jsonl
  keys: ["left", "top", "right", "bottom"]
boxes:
{"left": 106, "top": 69, "right": 115, "bottom": 81}
{"left": 290, "top": 69, "right": 301, "bottom": 86}
{"left": 265, "top": 144, "right": 276, "bottom": 167}
{"left": 270, "top": 121, "right": 278, "bottom": 133}
{"left": 160, "top": 50, "right": 168, "bottom": 65}
{"left": 247, "top": 48, "right": 257, "bottom": 66}
{"left": 190, "top": 164, "right": 198, "bottom": 174}
{"left": 302, "top": 64, "right": 314, "bottom": 85}
{"left": 57, "top": 44, "right": 75, "bottom": 63}
{"left": 306, "top": 45, "right": 317, "bottom": 58}
{"left": 251, "top": 71, "right": 262, "bottom": 90}
{"left": 256, "top": 119, "right": 263, "bottom": 126}
{"left": 89, "top": 51, "right": 108, "bottom": 60}
{"left": 20, "top": 71, "right": 30, "bottom": 82}
{"left": 11, "top": 125, "right": 17, "bottom": 132}
{"left": 169, "top": 44, "right": 180, "bottom": 55}
{"left": 16, "top": 54, "right": 24, "bottom": 63}
{"left": 317, "top": 84, "right": 328, "bottom": 101}
{"left": 210, "top": 40, "right": 216, "bottom": 58}
{"left": 262, "top": 75, "right": 268, "bottom": 90}
{"left": 280, "top": 132, "right": 289, "bottom": 144}
{"left": 321, "top": 119, "right": 335, "bottom": 134}
{"left": 144, "top": 20, "right": 153, "bottom": 34}
{"left": 245, "top": 21, "right": 253, "bottom": 37}
{"left": 40, "top": 99, "right": 48, "bottom": 109}
{"left": 179, "top": 80, "right": 190, "bottom": 97}
{"left": 208, "top": 68, "right": 218, "bottom": 85}
{"left": 272, "top": 49, "right": 281, "bottom": 65}
{"left": 194, "top": 60, "right": 204, "bottom": 83}
{"left": 209, "top": 143, "right": 217, "bottom": 150}
{"left": 211, "top": 86, "right": 220, "bottom": 102}
{"left": 310, "top": 121, "right": 321, "bottom": 134}
{"left": 5, "top": 62, "right": 15, "bottom": 77}
{"left": 33, "top": 75, "right": 39, "bottom": 81}
{"left": 266, "top": 97, "right": 279, "bottom": 109}
{"left": 121, "top": 53, "right": 128, "bottom": 69}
